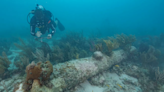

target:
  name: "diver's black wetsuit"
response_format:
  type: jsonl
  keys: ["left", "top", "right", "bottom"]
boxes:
{"left": 30, "top": 10, "right": 56, "bottom": 36}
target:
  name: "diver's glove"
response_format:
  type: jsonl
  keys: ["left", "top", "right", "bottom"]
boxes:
{"left": 36, "top": 31, "right": 42, "bottom": 37}
{"left": 47, "top": 34, "right": 52, "bottom": 39}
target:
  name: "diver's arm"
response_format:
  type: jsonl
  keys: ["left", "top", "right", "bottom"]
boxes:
{"left": 47, "top": 23, "right": 56, "bottom": 39}
{"left": 50, "top": 24, "right": 56, "bottom": 36}
{"left": 50, "top": 21, "right": 56, "bottom": 36}
{"left": 30, "top": 25, "right": 36, "bottom": 36}
{"left": 30, "top": 16, "right": 36, "bottom": 36}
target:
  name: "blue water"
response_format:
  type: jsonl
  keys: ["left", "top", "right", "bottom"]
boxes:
{"left": 0, "top": 0, "right": 164, "bottom": 38}
{"left": 0, "top": 1, "right": 164, "bottom": 91}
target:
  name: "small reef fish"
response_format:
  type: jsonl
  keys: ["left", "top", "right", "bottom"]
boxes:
{"left": 106, "top": 84, "right": 110, "bottom": 88}
{"left": 117, "top": 84, "right": 122, "bottom": 88}
{"left": 115, "top": 65, "right": 119, "bottom": 67}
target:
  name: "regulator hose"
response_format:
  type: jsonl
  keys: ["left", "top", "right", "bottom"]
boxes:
{"left": 27, "top": 13, "right": 31, "bottom": 24}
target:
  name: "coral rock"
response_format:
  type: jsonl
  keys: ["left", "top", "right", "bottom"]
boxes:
{"left": 42, "top": 61, "right": 53, "bottom": 80}
{"left": 92, "top": 51, "right": 103, "bottom": 60}
{"left": 31, "top": 80, "right": 42, "bottom": 92}
{"left": 14, "top": 83, "right": 25, "bottom": 92}
{"left": 31, "top": 79, "right": 54, "bottom": 92}
{"left": 130, "top": 46, "right": 137, "bottom": 53}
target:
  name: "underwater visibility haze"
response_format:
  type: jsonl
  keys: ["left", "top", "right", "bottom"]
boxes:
{"left": 0, "top": 0, "right": 164, "bottom": 92}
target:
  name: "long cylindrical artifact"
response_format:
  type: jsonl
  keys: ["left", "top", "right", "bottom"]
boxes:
{"left": 15, "top": 50, "right": 128, "bottom": 92}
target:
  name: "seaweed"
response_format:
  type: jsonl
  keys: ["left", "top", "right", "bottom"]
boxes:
{"left": 147, "top": 33, "right": 164, "bottom": 48}
{"left": 51, "top": 31, "right": 91, "bottom": 63}
{"left": 116, "top": 33, "right": 136, "bottom": 50}
{"left": 79, "top": 50, "right": 88, "bottom": 58}
{"left": 32, "top": 48, "right": 50, "bottom": 62}
{"left": 0, "top": 52, "right": 11, "bottom": 77}
{"left": 90, "top": 34, "right": 135, "bottom": 56}
{"left": 14, "top": 38, "right": 34, "bottom": 61}
{"left": 139, "top": 43, "right": 149, "bottom": 53}
{"left": 14, "top": 56, "right": 30, "bottom": 74}
{"left": 51, "top": 45, "right": 64, "bottom": 63}
{"left": 0, "top": 81, "right": 8, "bottom": 92}
{"left": 88, "top": 39, "right": 96, "bottom": 52}
{"left": 51, "top": 41, "right": 88, "bottom": 63}
{"left": 60, "top": 42, "right": 79, "bottom": 61}
{"left": 155, "top": 67, "right": 164, "bottom": 84}
{"left": 94, "top": 43, "right": 103, "bottom": 52}
{"left": 0, "top": 39, "right": 11, "bottom": 55}
{"left": 140, "top": 45, "right": 161, "bottom": 65}
{"left": 38, "top": 42, "right": 52, "bottom": 58}
{"left": 103, "top": 37, "right": 119, "bottom": 56}
{"left": 148, "top": 36, "right": 161, "bottom": 48}
{"left": 60, "top": 31, "right": 86, "bottom": 49}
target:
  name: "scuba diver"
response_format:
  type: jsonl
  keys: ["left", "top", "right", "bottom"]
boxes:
{"left": 27, "top": 4, "right": 65, "bottom": 39}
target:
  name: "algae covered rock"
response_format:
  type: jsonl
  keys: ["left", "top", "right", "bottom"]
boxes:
{"left": 31, "top": 80, "right": 53, "bottom": 92}
{"left": 51, "top": 77, "right": 67, "bottom": 92}
{"left": 31, "top": 77, "right": 66, "bottom": 92}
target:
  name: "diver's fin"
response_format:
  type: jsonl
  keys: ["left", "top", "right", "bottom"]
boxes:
{"left": 56, "top": 18, "right": 65, "bottom": 31}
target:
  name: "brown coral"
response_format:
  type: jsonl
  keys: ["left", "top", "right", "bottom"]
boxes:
{"left": 26, "top": 62, "right": 42, "bottom": 81}
{"left": 23, "top": 61, "right": 53, "bottom": 91}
